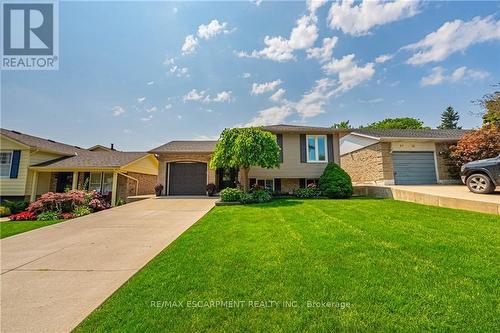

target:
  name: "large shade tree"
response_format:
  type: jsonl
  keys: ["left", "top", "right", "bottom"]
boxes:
{"left": 363, "top": 117, "right": 427, "bottom": 129}
{"left": 210, "top": 127, "right": 281, "bottom": 190}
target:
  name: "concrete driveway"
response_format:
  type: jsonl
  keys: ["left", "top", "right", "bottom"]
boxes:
{"left": 1, "top": 197, "right": 216, "bottom": 333}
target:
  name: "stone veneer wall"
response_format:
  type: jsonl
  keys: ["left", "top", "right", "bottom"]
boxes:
{"left": 341, "top": 143, "right": 386, "bottom": 184}
{"left": 434, "top": 142, "right": 460, "bottom": 182}
{"left": 156, "top": 153, "right": 215, "bottom": 195}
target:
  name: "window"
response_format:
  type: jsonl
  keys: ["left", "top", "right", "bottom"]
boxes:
{"left": 89, "top": 172, "right": 102, "bottom": 192}
{"left": 0, "top": 152, "right": 13, "bottom": 177}
{"left": 257, "top": 179, "right": 274, "bottom": 191}
{"left": 306, "top": 135, "right": 327, "bottom": 162}
{"left": 102, "top": 172, "right": 113, "bottom": 195}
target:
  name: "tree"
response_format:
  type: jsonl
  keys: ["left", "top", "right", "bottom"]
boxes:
{"left": 450, "top": 126, "right": 500, "bottom": 166}
{"left": 363, "top": 117, "right": 426, "bottom": 129}
{"left": 438, "top": 106, "right": 461, "bottom": 129}
{"left": 332, "top": 120, "right": 352, "bottom": 129}
{"left": 209, "top": 127, "right": 281, "bottom": 190}
{"left": 473, "top": 87, "right": 500, "bottom": 127}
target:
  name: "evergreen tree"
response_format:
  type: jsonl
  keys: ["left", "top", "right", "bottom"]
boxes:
{"left": 438, "top": 106, "right": 461, "bottom": 129}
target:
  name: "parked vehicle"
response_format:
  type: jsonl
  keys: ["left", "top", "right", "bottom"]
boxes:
{"left": 461, "top": 155, "right": 500, "bottom": 194}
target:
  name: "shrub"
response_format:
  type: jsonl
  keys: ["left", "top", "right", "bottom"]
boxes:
{"left": 74, "top": 206, "right": 92, "bottom": 217}
{"left": 85, "top": 191, "right": 110, "bottom": 211}
{"left": 116, "top": 198, "right": 126, "bottom": 206}
{"left": 37, "top": 211, "right": 60, "bottom": 221}
{"left": 10, "top": 211, "right": 36, "bottom": 221}
{"left": 28, "top": 190, "right": 86, "bottom": 214}
{"left": 318, "top": 163, "right": 353, "bottom": 199}
{"left": 450, "top": 126, "right": 500, "bottom": 166}
{"left": 295, "top": 183, "right": 320, "bottom": 198}
{"left": 220, "top": 188, "right": 242, "bottom": 202}
{"left": 250, "top": 189, "right": 272, "bottom": 203}
{"left": 0, "top": 206, "right": 11, "bottom": 217}
{"left": 3, "top": 200, "right": 29, "bottom": 214}
{"left": 59, "top": 212, "right": 76, "bottom": 219}
{"left": 206, "top": 183, "right": 216, "bottom": 196}
{"left": 239, "top": 192, "right": 255, "bottom": 204}
{"left": 154, "top": 183, "right": 164, "bottom": 196}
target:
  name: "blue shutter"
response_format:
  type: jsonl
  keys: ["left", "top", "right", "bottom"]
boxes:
{"left": 10, "top": 150, "right": 21, "bottom": 178}
{"left": 327, "top": 134, "right": 334, "bottom": 163}
{"left": 276, "top": 134, "right": 283, "bottom": 163}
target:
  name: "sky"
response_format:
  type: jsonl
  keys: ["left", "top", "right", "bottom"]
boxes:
{"left": 1, "top": 0, "right": 499, "bottom": 150}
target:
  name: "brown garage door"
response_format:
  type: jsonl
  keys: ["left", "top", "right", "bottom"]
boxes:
{"left": 169, "top": 162, "right": 207, "bottom": 195}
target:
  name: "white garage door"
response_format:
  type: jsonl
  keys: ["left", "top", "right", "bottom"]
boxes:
{"left": 393, "top": 152, "right": 437, "bottom": 185}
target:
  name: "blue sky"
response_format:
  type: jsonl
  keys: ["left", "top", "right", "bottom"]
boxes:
{"left": 1, "top": 0, "right": 499, "bottom": 150}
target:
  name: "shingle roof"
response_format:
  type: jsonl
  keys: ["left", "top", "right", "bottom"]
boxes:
{"left": 149, "top": 141, "right": 217, "bottom": 154}
{"left": 33, "top": 151, "right": 149, "bottom": 169}
{"left": 262, "top": 124, "right": 343, "bottom": 133}
{"left": 352, "top": 129, "right": 468, "bottom": 140}
{"left": 1, "top": 128, "right": 84, "bottom": 155}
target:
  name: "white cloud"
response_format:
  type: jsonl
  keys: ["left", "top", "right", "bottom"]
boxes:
{"left": 183, "top": 89, "right": 206, "bottom": 102}
{"left": 243, "top": 72, "right": 251, "bottom": 79}
{"left": 289, "top": 15, "right": 319, "bottom": 50}
{"left": 146, "top": 106, "right": 158, "bottom": 113}
{"left": 197, "top": 20, "right": 230, "bottom": 40}
{"left": 251, "top": 79, "right": 283, "bottom": 95}
{"left": 213, "top": 91, "right": 233, "bottom": 103}
{"left": 245, "top": 105, "right": 293, "bottom": 126}
{"left": 172, "top": 7, "right": 178, "bottom": 14}
{"left": 294, "top": 78, "right": 335, "bottom": 118}
{"left": 421, "top": 66, "right": 490, "bottom": 86}
{"left": 404, "top": 16, "right": 500, "bottom": 65}
{"left": 165, "top": 104, "right": 173, "bottom": 110}
{"left": 169, "top": 65, "right": 189, "bottom": 77}
{"left": 307, "top": 0, "right": 328, "bottom": 15}
{"left": 163, "top": 57, "right": 175, "bottom": 66}
{"left": 307, "top": 37, "right": 338, "bottom": 63}
{"left": 236, "top": 2, "right": 325, "bottom": 62}
{"left": 177, "top": 115, "right": 182, "bottom": 120}
{"left": 328, "top": 0, "right": 420, "bottom": 36}
{"left": 359, "top": 97, "right": 384, "bottom": 104}
{"left": 137, "top": 97, "right": 146, "bottom": 103}
{"left": 147, "top": 81, "right": 155, "bottom": 86}
{"left": 182, "top": 34, "right": 198, "bottom": 55}
{"left": 270, "top": 88, "right": 286, "bottom": 102}
{"left": 112, "top": 106, "right": 125, "bottom": 116}
{"left": 251, "top": 0, "right": 263, "bottom": 6}
{"left": 323, "top": 54, "right": 375, "bottom": 93}
{"left": 375, "top": 54, "right": 393, "bottom": 63}
{"left": 140, "top": 115, "right": 153, "bottom": 122}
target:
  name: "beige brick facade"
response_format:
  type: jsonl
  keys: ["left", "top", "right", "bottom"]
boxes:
{"left": 434, "top": 142, "right": 460, "bottom": 182}
{"left": 127, "top": 172, "right": 156, "bottom": 195}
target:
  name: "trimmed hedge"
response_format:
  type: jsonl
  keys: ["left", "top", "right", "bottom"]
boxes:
{"left": 318, "top": 163, "right": 353, "bottom": 198}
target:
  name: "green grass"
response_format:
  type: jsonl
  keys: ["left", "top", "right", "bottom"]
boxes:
{"left": 76, "top": 198, "right": 499, "bottom": 332}
{"left": 0, "top": 219, "right": 64, "bottom": 239}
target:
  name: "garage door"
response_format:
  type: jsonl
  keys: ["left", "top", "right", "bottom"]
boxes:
{"left": 169, "top": 162, "right": 207, "bottom": 195}
{"left": 393, "top": 152, "right": 437, "bottom": 185}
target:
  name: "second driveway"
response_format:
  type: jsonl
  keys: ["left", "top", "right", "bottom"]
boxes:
{"left": 1, "top": 197, "right": 217, "bottom": 333}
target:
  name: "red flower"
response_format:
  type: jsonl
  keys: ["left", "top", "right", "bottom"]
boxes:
{"left": 10, "top": 211, "right": 36, "bottom": 221}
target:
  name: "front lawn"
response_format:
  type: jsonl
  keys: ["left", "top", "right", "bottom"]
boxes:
{"left": 0, "top": 219, "right": 64, "bottom": 239}
{"left": 76, "top": 198, "right": 499, "bottom": 332}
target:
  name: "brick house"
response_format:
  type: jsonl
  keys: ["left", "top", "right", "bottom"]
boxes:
{"left": 340, "top": 129, "right": 467, "bottom": 185}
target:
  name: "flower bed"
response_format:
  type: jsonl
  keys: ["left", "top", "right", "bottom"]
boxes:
{"left": 9, "top": 190, "right": 110, "bottom": 221}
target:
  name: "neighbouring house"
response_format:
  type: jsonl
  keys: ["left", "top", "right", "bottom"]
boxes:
{"left": 0, "top": 129, "right": 158, "bottom": 205}
{"left": 150, "top": 124, "right": 346, "bottom": 195}
{"left": 340, "top": 129, "right": 467, "bottom": 185}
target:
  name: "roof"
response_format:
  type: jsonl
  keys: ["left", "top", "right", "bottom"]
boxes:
{"left": 87, "top": 144, "right": 114, "bottom": 152}
{"left": 149, "top": 141, "right": 217, "bottom": 154}
{"left": 32, "top": 151, "right": 150, "bottom": 169}
{"left": 351, "top": 129, "right": 468, "bottom": 141}
{"left": 1, "top": 128, "right": 84, "bottom": 155}
{"left": 262, "top": 124, "right": 348, "bottom": 134}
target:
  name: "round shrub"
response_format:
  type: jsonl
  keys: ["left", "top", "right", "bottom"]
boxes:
{"left": 220, "top": 188, "right": 242, "bottom": 202}
{"left": 37, "top": 211, "right": 60, "bottom": 221}
{"left": 250, "top": 189, "right": 272, "bottom": 203}
{"left": 0, "top": 206, "right": 11, "bottom": 217}
{"left": 294, "top": 184, "right": 320, "bottom": 198}
{"left": 318, "top": 163, "right": 353, "bottom": 198}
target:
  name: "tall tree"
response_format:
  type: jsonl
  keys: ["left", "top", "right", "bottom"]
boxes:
{"left": 473, "top": 87, "right": 500, "bottom": 127}
{"left": 363, "top": 117, "right": 426, "bottom": 129}
{"left": 332, "top": 120, "right": 352, "bottom": 129}
{"left": 438, "top": 106, "right": 461, "bottom": 129}
{"left": 210, "top": 127, "right": 280, "bottom": 190}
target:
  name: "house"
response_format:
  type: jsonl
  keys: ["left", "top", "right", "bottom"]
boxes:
{"left": 149, "top": 125, "right": 346, "bottom": 195}
{"left": 0, "top": 129, "right": 158, "bottom": 205}
{"left": 340, "top": 129, "right": 467, "bottom": 185}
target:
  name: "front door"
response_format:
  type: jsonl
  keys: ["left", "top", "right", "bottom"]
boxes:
{"left": 217, "top": 168, "right": 238, "bottom": 191}
{"left": 56, "top": 172, "right": 73, "bottom": 192}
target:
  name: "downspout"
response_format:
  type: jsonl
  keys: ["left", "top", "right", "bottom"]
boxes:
{"left": 117, "top": 172, "right": 139, "bottom": 196}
